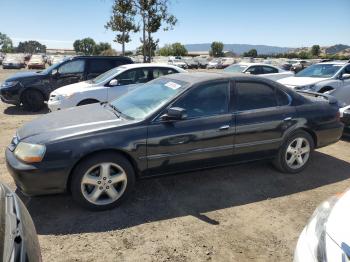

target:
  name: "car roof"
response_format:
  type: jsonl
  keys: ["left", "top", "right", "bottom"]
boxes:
{"left": 238, "top": 62, "right": 278, "bottom": 67}
{"left": 73, "top": 56, "right": 132, "bottom": 60}
{"left": 163, "top": 72, "right": 268, "bottom": 84}
{"left": 118, "top": 63, "right": 183, "bottom": 70}
{"left": 318, "top": 61, "right": 348, "bottom": 65}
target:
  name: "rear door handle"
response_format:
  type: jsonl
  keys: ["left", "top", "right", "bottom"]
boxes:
{"left": 219, "top": 125, "right": 230, "bottom": 131}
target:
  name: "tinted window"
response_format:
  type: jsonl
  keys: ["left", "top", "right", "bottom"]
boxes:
{"left": 236, "top": 82, "right": 277, "bottom": 111}
{"left": 153, "top": 68, "right": 177, "bottom": 78}
{"left": 344, "top": 65, "right": 350, "bottom": 74}
{"left": 58, "top": 60, "right": 85, "bottom": 74}
{"left": 174, "top": 82, "right": 229, "bottom": 118}
{"left": 276, "top": 88, "right": 290, "bottom": 106}
{"left": 262, "top": 66, "right": 278, "bottom": 74}
{"left": 246, "top": 66, "right": 262, "bottom": 75}
{"left": 116, "top": 68, "right": 152, "bottom": 85}
{"left": 88, "top": 59, "right": 114, "bottom": 74}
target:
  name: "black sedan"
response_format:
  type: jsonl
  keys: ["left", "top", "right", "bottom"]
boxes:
{"left": 6, "top": 73, "right": 343, "bottom": 210}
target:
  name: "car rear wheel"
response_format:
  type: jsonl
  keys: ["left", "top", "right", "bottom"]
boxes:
{"left": 70, "top": 152, "right": 135, "bottom": 211}
{"left": 21, "top": 90, "right": 45, "bottom": 111}
{"left": 273, "top": 131, "right": 314, "bottom": 173}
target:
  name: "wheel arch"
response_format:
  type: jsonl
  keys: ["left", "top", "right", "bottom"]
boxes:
{"left": 77, "top": 98, "right": 100, "bottom": 106}
{"left": 66, "top": 148, "right": 139, "bottom": 193}
{"left": 19, "top": 87, "right": 47, "bottom": 103}
{"left": 284, "top": 127, "right": 318, "bottom": 148}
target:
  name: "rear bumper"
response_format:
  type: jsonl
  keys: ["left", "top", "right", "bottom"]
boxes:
{"left": 315, "top": 122, "right": 344, "bottom": 148}
{"left": 5, "top": 148, "right": 68, "bottom": 196}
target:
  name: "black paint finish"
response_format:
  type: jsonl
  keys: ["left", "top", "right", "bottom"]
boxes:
{"left": 6, "top": 73, "right": 344, "bottom": 196}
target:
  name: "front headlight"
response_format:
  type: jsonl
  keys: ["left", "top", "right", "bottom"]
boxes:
{"left": 298, "top": 84, "right": 315, "bottom": 91}
{"left": 304, "top": 195, "right": 339, "bottom": 261}
{"left": 14, "top": 142, "right": 46, "bottom": 163}
{"left": 1, "top": 81, "right": 19, "bottom": 88}
{"left": 54, "top": 93, "right": 75, "bottom": 101}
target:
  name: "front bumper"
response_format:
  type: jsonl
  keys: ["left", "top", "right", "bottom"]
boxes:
{"left": 294, "top": 228, "right": 315, "bottom": 262}
{"left": 2, "top": 63, "right": 22, "bottom": 69}
{"left": 5, "top": 148, "right": 68, "bottom": 196}
{"left": 0, "top": 87, "right": 21, "bottom": 105}
{"left": 47, "top": 100, "right": 62, "bottom": 111}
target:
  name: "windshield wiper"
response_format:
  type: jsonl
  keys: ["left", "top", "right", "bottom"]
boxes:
{"left": 107, "top": 103, "right": 121, "bottom": 118}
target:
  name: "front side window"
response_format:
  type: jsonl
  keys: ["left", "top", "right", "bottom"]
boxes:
{"left": 58, "top": 60, "right": 85, "bottom": 74}
{"left": 236, "top": 82, "right": 277, "bottom": 111}
{"left": 224, "top": 64, "right": 247, "bottom": 73}
{"left": 173, "top": 82, "right": 229, "bottom": 118}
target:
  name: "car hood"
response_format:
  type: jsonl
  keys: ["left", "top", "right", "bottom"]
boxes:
{"left": 5, "top": 71, "right": 45, "bottom": 82}
{"left": 17, "top": 103, "right": 133, "bottom": 144}
{"left": 278, "top": 76, "right": 328, "bottom": 87}
{"left": 325, "top": 189, "right": 350, "bottom": 256}
{"left": 51, "top": 81, "right": 95, "bottom": 95}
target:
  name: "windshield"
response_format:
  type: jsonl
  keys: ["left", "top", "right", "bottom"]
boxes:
{"left": 224, "top": 64, "right": 247, "bottom": 73}
{"left": 110, "top": 78, "right": 189, "bottom": 120}
{"left": 296, "top": 64, "right": 342, "bottom": 78}
{"left": 91, "top": 67, "right": 124, "bottom": 84}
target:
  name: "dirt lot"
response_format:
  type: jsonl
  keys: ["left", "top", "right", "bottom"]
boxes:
{"left": 0, "top": 68, "right": 350, "bottom": 262}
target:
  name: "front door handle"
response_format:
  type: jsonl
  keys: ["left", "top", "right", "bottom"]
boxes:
{"left": 219, "top": 125, "right": 230, "bottom": 131}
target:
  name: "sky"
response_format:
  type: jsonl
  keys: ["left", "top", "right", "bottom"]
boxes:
{"left": 1, "top": 0, "right": 349, "bottom": 51}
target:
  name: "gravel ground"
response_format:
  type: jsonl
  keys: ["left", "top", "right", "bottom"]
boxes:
{"left": 0, "top": 68, "right": 350, "bottom": 262}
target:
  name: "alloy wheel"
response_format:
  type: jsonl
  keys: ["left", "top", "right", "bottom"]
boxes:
{"left": 81, "top": 162, "right": 127, "bottom": 206}
{"left": 285, "top": 137, "right": 310, "bottom": 169}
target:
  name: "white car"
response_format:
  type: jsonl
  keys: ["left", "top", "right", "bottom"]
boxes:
{"left": 207, "top": 58, "right": 221, "bottom": 69}
{"left": 48, "top": 63, "right": 186, "bottom": 111}
{"left": 224, "top": 62, "right": 294, "bottom": 81}
{"left": 294, "top": 188, "right": 350, "bottom": 262}
{"left": 278, "top": 61, "right": 350, "bottom": 93}
{"left": 168, "top": 58, "right": 188, "bottom": 69}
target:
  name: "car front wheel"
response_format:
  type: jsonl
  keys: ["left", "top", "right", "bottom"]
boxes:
{"left": 273, "top": 131, "right": 314, "bottom": 173}
{"left": 70, "top": 152, "right": 135, "bottom": 210}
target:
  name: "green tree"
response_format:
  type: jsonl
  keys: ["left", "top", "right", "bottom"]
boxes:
{"left": 94, "top": 42, "right": 112, "bottom": 55}
{"left": 158, "top": 42, "right": 187, "bottom": 56}
{"left": 243, "top": 49, "right": 258, "bottom": 58}
{"left": 105, "top": 0, "right": 138, "bottom": 56}
{"left": 100, "top": 48, "right": 118, "bottom": 56}
{"left": 73, "top": 38, "right": 96, "bottom": 55}
{"left": 16, "top": 40, "right": 46, "bottom": 53}
{"left": 0, "top": 33, "right": 14, "bottom": 53}
{"left": 133, "top": 0, "right": 177, "bottom": 62}
{"left": 210, "top": 41, "right": 224, "bottom": 57}
{"left": 311, "top": 45, "right": 321, "bottom": 57}
{"left": 298, "top": 51, "right": 311, "bottom": 59}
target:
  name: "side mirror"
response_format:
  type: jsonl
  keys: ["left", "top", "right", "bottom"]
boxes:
{"left": 109, "top": 79, "right": 119, "bottom": 86}
{"left": 341, "top": 73, "right": 350, "bottom": 80}
{"left": 160, "top": 107, "right": 187, "bottom": 122}
{"left": 51, "top": 69, "right": 58, "bottom": 77}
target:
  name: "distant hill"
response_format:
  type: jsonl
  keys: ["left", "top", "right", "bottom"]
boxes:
{"left": 325, "top": 44, "right": 350, "bottom": 54}
{"left": 185, "top": 43, "right": 292, "bottom": 55}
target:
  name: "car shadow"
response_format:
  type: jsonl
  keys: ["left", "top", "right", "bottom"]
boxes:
{"left": 24, "top": 151, "right": 350, "bottom": 235}
{"left": 3, "top": 105, "right": 49, "bottom": 115}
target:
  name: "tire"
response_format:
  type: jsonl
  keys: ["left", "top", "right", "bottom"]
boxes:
{"left": 77, "top": 99, "right": 99, "bottom": 106}
{"left": 273, "top": 130, "right": 314, "bottom": 173}
{"left": 21, "top": 89, "right": 45, "bottom": 111}
{"left": 70, "top": 152, "right": 136, "bottom": 211}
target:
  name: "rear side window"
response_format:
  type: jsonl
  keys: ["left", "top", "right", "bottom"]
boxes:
{"left": 276, "top": 88, "right": 290, "bottom": 106}
{"left": 262, "top": 66, "right": 278, "bottom": 74}
{"left": 153, "top": 68, "right": 178, "bottom": 78}
{"left": 245, "top": 66, "right": 263, "bottom": 75}
{"left": 236, "top": 82, "right": 277, "bottom": 111}
{"left": 88, "top": 59, "right": 114, "bottom": 74}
